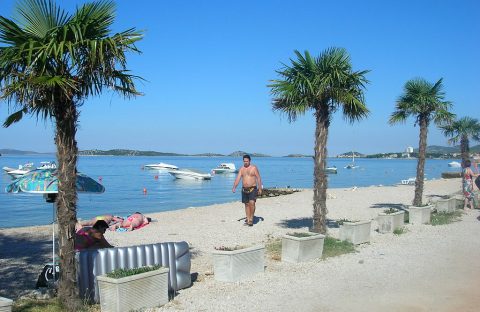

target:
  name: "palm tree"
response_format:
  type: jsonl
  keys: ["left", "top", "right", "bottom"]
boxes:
{"left": 389, "top": 78, "right": 454, "bottom": 206}
{"left": 0, "top": 0, "right": 142, "bottom": 308}
{"left": 269, "top": 48, "right": 370, "bottom": 233}
{"left": 440, "top": 117, "right": 480, "bottom": 165}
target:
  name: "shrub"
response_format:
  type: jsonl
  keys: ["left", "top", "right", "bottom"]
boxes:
{"left": 322, "top": 237, "right": 355, "bottom": 259}
{"left": 106, "top": 265, "right": 163, "bottom": 279}
{"left": 431, "top": 211, "right": 463, "bottom": 226}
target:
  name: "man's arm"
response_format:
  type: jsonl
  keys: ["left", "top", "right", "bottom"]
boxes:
{"left": 255, "top": 166, "right": 263, "bottom": 194}
{"left": 232, "top": 169, "right": 242, "bottom": 192}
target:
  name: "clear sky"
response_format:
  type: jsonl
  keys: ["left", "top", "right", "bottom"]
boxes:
{"left": 0, "top": 0, "right": 479, "bottom": 156}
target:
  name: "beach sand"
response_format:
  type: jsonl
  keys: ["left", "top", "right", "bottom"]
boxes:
{"left": 1, "top": 178, "right": 479, "bottom": 311}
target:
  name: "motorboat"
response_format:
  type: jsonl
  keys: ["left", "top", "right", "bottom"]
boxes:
{"left": 448, "top": 161, "right": 461, "bottom": 168}
{"left": 37, "top": 161, "right": 57, "bottom": 170}
{"left": 3, "top": 162, "right": 34, "bottom": 178}
{"left": 168, "top": 168, "right": 212, "bottom": 180}
{"left": 325, "top": 166, "right": 337, "bottom": 174}
{"left": 400, "top": 177, "right": 416, "bottom": 185}
{"left": 144, "top": 162, "right": 179, "bottom": 170}
{"left": 212, "top": 163, "right": 238, "bottom": 174}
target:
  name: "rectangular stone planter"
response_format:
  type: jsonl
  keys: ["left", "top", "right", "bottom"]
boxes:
{"left": 0, "top": 297, "right": 13, "bottom": 312}
{"left": 212, "top": 245, "right": 265, "bottom": 282}
{"left": 435, "top": 198, "right": 455, "bottom": 213}
{"left": 377, "top": 210, "right": 405, "bottom": 233}
{"left": 281, "top": 233, "right": 325, "bottom": 263}
{"left": 408, "top": 205, "right": 433, "bottom": 225}
{"left": 339, "top": 220, "right": 371, "bottom": 244}
{"left": 97, "top": 267, "right": 169, "bottom": 312}
{"left": 453, "top": 194, "right": 464, "bottom": 210}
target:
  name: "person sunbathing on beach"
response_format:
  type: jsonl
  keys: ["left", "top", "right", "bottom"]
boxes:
{"left": 75, "top": 220, "right": 114, "bottom": 251}
{"left": 109, "top": 212, "right": 151, "bottom": 231}
{"left": 78, "top": 214, "right": 124, "bottom": 228}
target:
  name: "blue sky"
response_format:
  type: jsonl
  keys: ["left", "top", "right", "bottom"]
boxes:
{"left": 0, "top": 0, "right": 479, "bottom": 156}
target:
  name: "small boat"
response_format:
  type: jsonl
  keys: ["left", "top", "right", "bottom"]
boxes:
{"left": 3, "top": 162, "right": 35, "bottom": 178}
{"left": 212, "top": 163, "right": 238, "bottom": 174}
{"left": 344, "top": 152, "right": 359, "bottom": 169}
{"left": 144, "top": 162, "right": 179, "bottom": 170}
{"left": 168, "top": 169, "right": 212, "bottom": 180}
{"left": 325, "top": 166, "right": 337, "bottom": 174}
{"left": 37, "top": 161, "right": 57, "bottom": 170}
{"left": 400, "top": 177, "right": 416, "bottom": 185}
{"left": 448, "top": 161, "right": 461, "bottom": 168}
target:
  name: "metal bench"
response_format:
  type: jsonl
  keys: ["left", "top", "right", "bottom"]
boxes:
{"left": 77, "top": 241, "right": 191, "bottom": 303}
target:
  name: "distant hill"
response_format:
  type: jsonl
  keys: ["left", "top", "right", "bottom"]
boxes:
{"left": 227, "top": 151, "right": 271, "bottom": 157}
{"left": 78, "top": 149, "right": 185, "bottom": 156}
{"left": 0, "top": 148, "right": 49, "bottom": 155}
{"left": 414, "top": 145, "right": 480, "bottom": 153}
{"left": 284, "top": 154, "right": 312, "bottom": 158}
{"left": 337, "top": 151, "right": 365, "bottom": 158}
{"left": 192, "top": 153, "right": 225, "bottom": 157}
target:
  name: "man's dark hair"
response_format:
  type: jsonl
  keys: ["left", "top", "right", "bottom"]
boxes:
{"left": 464, "top": 159, "right": 471, "bottom": 167}
{"left": 243, "top": 154, "right": 251, "bottom": 161}
{"left": 93, "top": 220, "right": 109, "bottom": 231}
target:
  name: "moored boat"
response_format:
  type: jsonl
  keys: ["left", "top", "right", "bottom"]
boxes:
{"left": 168, "top": 168, "right": 212, "bottom": 180}
{"left": 448, "top": 161, "right": 461, "bottom": 168}
{"left": 325, "top": 166, "right": 337, "bottom": 174}
{"left": 212, "top": 163, "right": 238, "bottom": 174}
{"left": 144, "top": 162, "right": 179, "bottom": 170}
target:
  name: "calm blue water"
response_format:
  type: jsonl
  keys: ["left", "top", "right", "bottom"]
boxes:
{"left": 0, "top": 154, "right": 461, "bottom": 228}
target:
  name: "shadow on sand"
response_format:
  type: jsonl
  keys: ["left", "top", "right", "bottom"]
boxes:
{"left": 0, "top": 231, "right": 52, "bottom": 299}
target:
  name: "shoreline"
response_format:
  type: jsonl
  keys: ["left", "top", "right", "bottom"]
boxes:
{"left": 1, "top": 178, "right": 479, "bottom": 311}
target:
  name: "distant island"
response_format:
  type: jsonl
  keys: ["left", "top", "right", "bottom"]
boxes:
{"left": 2, "top": 145, "right": 479, "bottom": 158}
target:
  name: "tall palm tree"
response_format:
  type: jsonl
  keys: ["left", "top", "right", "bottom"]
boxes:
{"left": 0, "top": 0, "right": 142, "bottom": 308}
{"left": 389, "top": 78, "right": 454, "bottom": 206}
{"left": 440, "top": 117, "right": 480, "bottom": 165}
{"left": 269, "top": 48, "right": 369, "bottom": 233}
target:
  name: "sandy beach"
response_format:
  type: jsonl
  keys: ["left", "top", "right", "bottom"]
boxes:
{"left": 1, "top": 178, "right": 479, "bottom": 311}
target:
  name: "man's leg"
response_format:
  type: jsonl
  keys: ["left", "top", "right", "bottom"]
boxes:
{"left": 244, "top": 203, "right": 249, "bottom": 223}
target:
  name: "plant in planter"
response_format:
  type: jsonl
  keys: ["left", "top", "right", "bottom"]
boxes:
{"left": 377, "top": 208, "right": 405, "bottom": 233}
{"left": 212, "top": 244, "right": 265, "bottom": 282}
{"left": 338, "top": 219, "right": 372, "bottom": 245}
{"left": 96, "top": 265, "right": 169, "bottom": 312}
{"left": 281, "top": 232, "right": 325, "bottom": 263}
{"left": 408, "top": 203, "right": 433, "bottom": 225}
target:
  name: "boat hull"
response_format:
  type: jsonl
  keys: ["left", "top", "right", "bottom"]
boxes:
{"left": 168, "top": 170, "right": 211, "bottom": 180}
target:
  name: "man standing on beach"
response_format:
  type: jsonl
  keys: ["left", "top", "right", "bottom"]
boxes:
{"left": 232, "top": 154, "right": 263, "bottom": 226}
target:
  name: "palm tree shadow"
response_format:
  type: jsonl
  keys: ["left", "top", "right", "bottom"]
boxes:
{"left": 0, "top": 232, "right": 52, "bottom": 299}
{"left": 277, "top": 217, "right": 341, "bottom": 229}
{"left": 370, "top": 203, "right": 408, "bottom": 211}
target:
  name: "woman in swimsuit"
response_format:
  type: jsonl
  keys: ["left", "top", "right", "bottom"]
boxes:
{"left": 109, "top": 212, "right": 151, "bottom": 231}
{"left": 75, "top": 220, "right": 114, "bottom": 251}
{"left": 463, "top": 159, "right": 478, "bottom": 210}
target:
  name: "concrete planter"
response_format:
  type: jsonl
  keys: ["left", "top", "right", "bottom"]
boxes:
{"left": 281, "top": 233, "right": 325, "bottom": 263}
{"left": 435, "top": 198, "right": 455, "bottom": 213}
{"left": 212, "top": 245, "right": 265, "bottom": 282}
{"left": 0, "top": 297, "right": 13, "bottom": 312}
{"left": 97, "top": 267, "right": 169, "bottom": 312}
{"left": 453, "top": 194, "right": 464, "bottom": 210}
{"left": 339, "top": 220, "right": 371, "bottom": 244}
{"left": 377, "top": 210, "right": 405, "bottom": 233}
{"left": 408, "top": 205, "right": 433, "bottom": 225}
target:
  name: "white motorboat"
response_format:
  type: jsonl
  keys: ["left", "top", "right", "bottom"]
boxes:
{"left": 168, "top": 168, "right": 212, "bottom": 180}
{"left": 37, "top": 161, "right": 57, "bottom": 170}
{"left": 212, "top": 163, "right": 238, "bottom": 174}
{"left": 448, "top": 161, "right": 461, "bottom": 168}
{"left": 144, "top": 162, "right": 179, "bottom": 170}
{"left": 325, "top": 166, "right": 337, "bottom": 174}
{"left": 3, "top": 162, "right": 34, "bottom": 178}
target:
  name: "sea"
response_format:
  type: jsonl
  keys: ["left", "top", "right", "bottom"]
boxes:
{"left": 0, "top": 154, "right": 462, "bottom": 229}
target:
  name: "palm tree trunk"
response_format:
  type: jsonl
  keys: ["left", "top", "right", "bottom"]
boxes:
{"left": 460, "top": 135, "right": 469, "bottom": 166}
{"left": 413, "top": 117, "right": 428, "bottom": 206}
{"left": 312, "top": 108, "right": 329, "bottom": 234}
{"left": 54, "top": 101, "right": 81, "bottom": 310}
